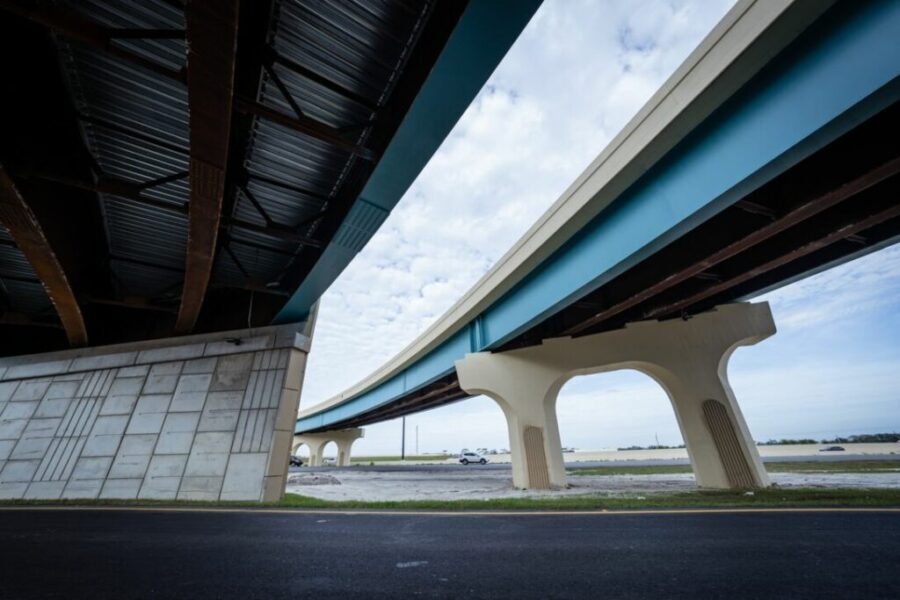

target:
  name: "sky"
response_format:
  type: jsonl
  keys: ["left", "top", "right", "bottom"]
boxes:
{"left": 298, "top": 0, "right": 900, "bottom": 456}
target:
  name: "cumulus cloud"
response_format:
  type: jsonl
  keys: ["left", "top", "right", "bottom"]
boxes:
{"left": 756, "top": 245, "right": 900, "bottom": 330}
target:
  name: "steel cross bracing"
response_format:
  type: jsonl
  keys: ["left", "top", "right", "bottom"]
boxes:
{"left": 0, "top": 0, "right": 466, "bottom": 354}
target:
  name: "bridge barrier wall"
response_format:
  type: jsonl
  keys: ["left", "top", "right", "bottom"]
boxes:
{"left": 0, "top": 324, "right": 308, "bottom": 502}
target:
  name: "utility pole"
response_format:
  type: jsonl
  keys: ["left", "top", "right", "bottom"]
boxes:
{"left": 401, "top": 416, "right": 406, "bottom": 460}
{"left": 416, "top": 425, "right": 419, "bottom": 455}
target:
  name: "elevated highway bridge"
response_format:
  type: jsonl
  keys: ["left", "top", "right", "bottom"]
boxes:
{"left": 295, "top": 0, "right": 900, "bottom": 489}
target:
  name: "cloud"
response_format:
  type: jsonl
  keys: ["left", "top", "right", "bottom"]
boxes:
{"left": 756, "top": 244, "right": 900, "bottom": 330}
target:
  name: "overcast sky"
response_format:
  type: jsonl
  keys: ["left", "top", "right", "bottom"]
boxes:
{"left": 299, "top": 0, "right": 900, "bottom": 456}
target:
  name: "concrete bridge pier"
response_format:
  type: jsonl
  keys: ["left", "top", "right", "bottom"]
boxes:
{"left": 456, "top": 302, "right": 774, "bottom": 490}
{"left": 454, "top": 356, "right": 568, "bottom": 490}
{"left": 293, "top": 428, "right": 364, "bottom": 467}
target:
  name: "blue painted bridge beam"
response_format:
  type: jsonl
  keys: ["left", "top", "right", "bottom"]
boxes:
{"left": 274, "top": 0, "right": 543, "bottom": 324}
{"left": 297, "top": 0, "right": 900, "bottom": 434}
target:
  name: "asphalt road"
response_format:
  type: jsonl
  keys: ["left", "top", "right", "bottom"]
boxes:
{"left": 1, "top": 508, "right": 898, "bottom": 599}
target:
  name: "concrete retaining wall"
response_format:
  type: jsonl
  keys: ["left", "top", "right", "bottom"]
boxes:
{"left": 0, "top": 324, "right": 308, "bottom": 502}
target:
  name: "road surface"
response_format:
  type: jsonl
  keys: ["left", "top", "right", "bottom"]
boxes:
{"left": 1, "top": 508, "right": 898, "bottom": 598}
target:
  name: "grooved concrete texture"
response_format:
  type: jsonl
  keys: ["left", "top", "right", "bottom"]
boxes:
{"left": 0, "top": 324, "right": 310, "bottom": 502}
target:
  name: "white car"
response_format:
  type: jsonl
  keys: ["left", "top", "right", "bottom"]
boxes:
{"left": 459, "top": 452, "right": 488, "bottom": 465}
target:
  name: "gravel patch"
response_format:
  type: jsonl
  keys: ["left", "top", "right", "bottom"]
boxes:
{"left": 285, "top": 466, "right": 900, "bottom": 502}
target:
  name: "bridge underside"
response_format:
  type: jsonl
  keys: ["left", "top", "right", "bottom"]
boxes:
{"left": 306, "top": 97, "right": 900, "bottom": 432}
{"left": 0, "top": 0, "right": 469, "bottom": 355}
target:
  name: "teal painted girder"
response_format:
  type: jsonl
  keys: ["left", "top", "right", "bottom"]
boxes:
{"left": 297, "top": 0, "right": 900, "bottom": 433}
{"left": 274, "top": 0, "right": 544, "bottom": 324}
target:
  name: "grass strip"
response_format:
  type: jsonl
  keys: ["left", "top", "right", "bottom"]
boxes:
{"left": 275, "top": 488, "right": 900, "bottom": 510}
{"left": 2, "top": 488, "right": 898, "bottom": 511}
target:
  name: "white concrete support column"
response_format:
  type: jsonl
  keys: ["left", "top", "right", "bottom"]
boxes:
{"left": 336, "top": 441, "right": 350, "bottom": 467}
{"left": 292, "top": 428, "right": 363, "bottom": 467}
{"left": 642, "top": 349, "right": 769, "bottom": 489}
{"left": 455, "top": 302, "right": 774, "bottom": 490}
{"left": 309, "top": 441, "right": 326, "bottom": 467}
{"left": 456, "top": 356, "right": 567, "bottom": 490}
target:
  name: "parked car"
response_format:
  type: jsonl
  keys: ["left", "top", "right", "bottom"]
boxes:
{"left": 289, "top": 455, "right": 304, "bottom": 467}
{"left": 820, "top": 446, "right": 846, "bottom": 452}
{"left": 322, "top": 457, "right": 336, "bottom": 466}
{"left": 459, "top": 452, "right": 488, "bottom": 465}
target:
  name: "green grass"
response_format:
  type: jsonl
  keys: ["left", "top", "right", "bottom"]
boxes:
{"left": 569, "top": 460, "right": 900, "bottom": 477}
{"left": 570, "top": 465, "right": 694, "bottom": 476}
{"left": 274, "top": 488, "right": 900, "bottom": 511}
{"left": 2, "top": 488, "right": 898, "bottom": 512}
{"left": 281, "top": 488, "right": 900, "bottom": 510}
{"left": 765, "top": 460, "right": 900, "bottom": 473}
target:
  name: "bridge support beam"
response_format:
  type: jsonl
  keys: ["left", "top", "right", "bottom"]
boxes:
{"left": 293, "top": 428, "right": 364, "bottom": 467}
{"left": 456, "top": 302, "right": 774, "bottom": 490}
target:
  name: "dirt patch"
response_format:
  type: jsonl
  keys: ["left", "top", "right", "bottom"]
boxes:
{"left": 287, "top": 473, "right": 342, "bottom": 486}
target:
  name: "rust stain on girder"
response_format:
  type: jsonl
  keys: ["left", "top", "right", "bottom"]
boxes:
{"left": 0, "top": 166, "right": 88, "bottom": 346}
{"left": 175, "top": 0, "right": 239, "bottom": 334}
{"left": 565, "top": 155, "right": 900, "bottom": 336}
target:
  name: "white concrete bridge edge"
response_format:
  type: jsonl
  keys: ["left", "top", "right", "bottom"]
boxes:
{"left": 455, "top": 302, "right": 774, "bottom": 490}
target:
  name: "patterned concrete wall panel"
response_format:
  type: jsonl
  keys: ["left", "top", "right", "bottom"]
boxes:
{"left": 232, "top": 410, "right": 276, "bottom": 453}
{"left": 62, "top": 478, "right": 103, "bottom": 499}
{"left": 127, "top": 395, "right": 172, "bottom": 435}
{"left": 182, "top": 358, "right": 217, "bottom": 374}
{"left": 0, "top": 440, "right": 15, "bottom": 460}
{"left": 71, "top": 456, "right": 113, "bottom": 480}
{"left": 140, "top": 455, "right": 188, "bottom": 500}
{"left": 0, "top": 323, "right": 309, "bottom": 501}
{"left": 0, "top": 458, "right": 40, "bottom": 483}
{"left": 108, "top": 434, "right": 157, "bottom": 479}
{"left": 156, "top": 412, "right": 200, "bottom": 454}
{"left": 99, "top": 395, "right": 138, "bottom": 416}
{"left": 210, "top": 353, "right": 254, "bottom": 392}
{"left": 10, "top": 439, "right": 52, "bottom": 462}
{"left": 0, "top": 482, "right": 29, "bottom": 499}
{"left": 221, "top": 453, "right": 268, "bottom": 501}
{"left": 99, "top": 478, "right": 142, "bottom": 499}
{"left": 170, "top": 374, "right": 213, "bottom": 412}
{"left": 45, "top": 381, "right": 81, "bottom": 399}
{"left": 198, "top": 392, "right": 242, "bottom": 432}
{"left": 12, "top": 380, "right": 51, "bottom": 401}
{"left": 25, "top": 481, "right": 66, "bottom": 500}
{"left": 0, "top": 381, "right": 19, "bottom": 402}
{"left": 36, "top": 396, "right": 74, "bottom": 419}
